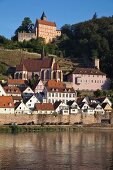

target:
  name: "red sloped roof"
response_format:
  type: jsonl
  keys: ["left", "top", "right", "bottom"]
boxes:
{"left": 37, "top": 19, "right": 56, "bottom": 27}
{"left": 0, "top": 96, "right": 14, "bottom": 108}
{"left": 4, "top": 86, "right": 21, "bottom": 94}
{"left": 16, "top": 64, "right": 27, "bottom": 72}
{"left": 16, "top": 58, "right": 53, "bottom": 72}
{"left": 46, "top": 80, "right": 65, "bottom": 89}
{"left": 35, "top": 103, "right": 54, "bottom": 111}
{"left": 8, "top": 79, "right": 26, "bottom": 85}
{"left": 72, "top": 68, "right": 106, "bottom": 75}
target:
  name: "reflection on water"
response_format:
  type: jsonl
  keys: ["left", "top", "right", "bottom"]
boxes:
{"left": 0, "top": 131, "right": 113, "bottom": 170}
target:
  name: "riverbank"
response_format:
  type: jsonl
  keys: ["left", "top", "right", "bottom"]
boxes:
{"left": 1, "top": 124, "right": 113, "bottom": 133}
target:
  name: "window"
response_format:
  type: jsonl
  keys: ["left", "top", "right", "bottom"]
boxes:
{"left": 63, "top": 93, "right": 65, "bottom": 97}
{"left": 69, "top": 94, "right": 71, "bottom": 98}
{"left": 49, "top": 93, "right": 51, "bottom": 97}
{"left": 52, "top": 93, "right": 54, "bottom": 97}
{"left": 56, "top": 93, "right": 58, "bottom": 97}
{"left": 66, "top": 94, "right": 68, "bottom": 97}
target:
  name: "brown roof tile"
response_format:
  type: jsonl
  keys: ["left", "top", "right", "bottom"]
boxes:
{"left": 72, "top": 68, "right": 106, "bottom": 76}
{"left": 8, "top": 79, "right": 27, "bottom": 85}
{"left": 46, "top": 80, "right": 65, "bottom": 89}
{"left": 16, "top": 58, "right": 53, "bottom": 72}
{"left": 35, "top": 103, "right": 54, "bottom": 111}
{"left": 37, "top": 19, "right": 56, "bottom": 27}
{"left": 0, "top": 96, "right": 14, "bottom": 108}
{"left": 4, "top": 86, "right": 21, "bottom": 94}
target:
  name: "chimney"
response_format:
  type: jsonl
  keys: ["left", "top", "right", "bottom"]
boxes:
{"left": 94, "top": 58, "right": 100, "bottom": 70}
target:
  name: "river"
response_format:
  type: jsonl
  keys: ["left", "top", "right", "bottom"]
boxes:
{"left": 0, "top": 131, "right": 113, "bottom": 170}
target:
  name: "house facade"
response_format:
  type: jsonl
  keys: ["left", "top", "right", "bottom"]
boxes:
{"left": 0, "top": 96, "right": 14, "bottom": 114}
{"left": 34, "top": 103, "right": 54, "bottom": 114}
{"left": 15, "top": 102, "right": 31, "bottom": 114}
{"left": 44, "top": 80, "right": 77, "bottom": 104}
{"left": 68, "top": 67, "right": 110, "bottom": 91}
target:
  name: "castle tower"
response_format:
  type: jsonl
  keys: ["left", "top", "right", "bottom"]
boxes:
{"left": 41, "top": 12, "right": 47, "bottom": 21}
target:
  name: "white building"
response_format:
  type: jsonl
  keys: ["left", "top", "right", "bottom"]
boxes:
{"left": 0, "top": 96, "right": 14, "bottom": 114}
{"left": 44, "top": 80, "right": 77, "bottom": 104}
{"left": 15, "top": 102, "right": 31, "bottom": 114}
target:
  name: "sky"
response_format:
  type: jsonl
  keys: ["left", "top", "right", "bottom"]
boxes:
{"left": 0, "top": 0, "right": 113, "bottom": 39}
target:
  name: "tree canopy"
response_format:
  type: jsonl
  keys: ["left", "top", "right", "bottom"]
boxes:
{"left": 12, "top": 17, "right": 34, "bottom": 41}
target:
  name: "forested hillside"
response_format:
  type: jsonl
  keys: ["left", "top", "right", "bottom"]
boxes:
{"left": 0, "top": 16, "right": 113, "bottom": 79}
{"left": 59, "top": 16, "right": 113, "bottom": 78}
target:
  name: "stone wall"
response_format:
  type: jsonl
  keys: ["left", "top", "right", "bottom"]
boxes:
{"left": 0, "top": 114, "right": 98, "bottom": 125}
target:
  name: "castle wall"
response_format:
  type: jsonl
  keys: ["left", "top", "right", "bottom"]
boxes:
{"left": 18, "top": 32, "right": 36, "bottom": 42}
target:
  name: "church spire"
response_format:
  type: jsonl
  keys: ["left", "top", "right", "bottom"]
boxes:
{"left": 41, "top": 12, "right": 47, "bottom": 21}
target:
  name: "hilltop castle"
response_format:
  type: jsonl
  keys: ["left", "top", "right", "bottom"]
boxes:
{"left": 18, "top": 12, "right": 61, "bottom": 43}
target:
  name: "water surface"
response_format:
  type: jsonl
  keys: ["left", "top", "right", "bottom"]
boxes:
{"left": 0, "top": 131, "right": 113, "bottom": 170}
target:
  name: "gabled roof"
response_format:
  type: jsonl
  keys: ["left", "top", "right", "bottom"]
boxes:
{"left": 0, "top": 96, "right": 14, "bottom": 108}
{"left": 46, "top": 80, "right": 65, "bottom": 89}
{"left": 76, "top": 97, "right": 84, "bottom": 105}
{"left": 4, "top": 86, "right": 21, "bottom": 94}
{"left": 8, "top": 79, "right": 27, "bottom": 85}
{"left": 97, "top": 97, "right": 107, "bottom": 103}
{"left": 67, "top": 100, "right": 75, "bottom": 106}
{"left": 72, "top": 67, "right": 106, "bottom": 76}
{"left": 37, "top": 19, "right": 56, "bottom": 27}
{"left": 16, "top": 64, "right": 27, "bottom": 72}
{"left": 35, "top": 103, "right": 54, "bottom": 111}
{"left": 101, "top": 103, "right": 112, "bottom": 110}
{"left": 54, "top": 101, "right": 62, "bottom": 109}
{"left": 16, "top": 58, "right": 53, "bottom": 72}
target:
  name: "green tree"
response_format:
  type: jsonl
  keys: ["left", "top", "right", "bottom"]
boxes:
{"left": 12, "top": 17, "right": 34, "bottom": 41}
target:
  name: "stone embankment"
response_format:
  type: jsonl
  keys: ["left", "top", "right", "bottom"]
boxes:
{"left": 0, "top": 114, "right": 98, "bottom": 125}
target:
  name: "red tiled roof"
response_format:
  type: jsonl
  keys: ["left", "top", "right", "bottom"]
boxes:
{"left": 4, "top": 86, "right": 21, "bottom": 94}
{"left": 47, "top": 87, "right": 75, "bottom": 93}
{"left": 72, "top": 68, "right": 106, "bottom": 75}
{"left": 46, "top": 80, "right": 65, "bottom": 89}
{"left": 16, "top": 64, "right": 27, "bottom": 72}
{"left": 0, "top": 96, "right": 14, "bottom": 108}
{"left": 35, "top": 103, "right": 54, "bottom": 111}
{"left": 8, "top": 79, "right": 27, "bottom": 85}
{"left": 16, "top": 58, "right": 53, "bottom": 72}
{"left": 37, "top": 19, "right": 56, "bottom": 27}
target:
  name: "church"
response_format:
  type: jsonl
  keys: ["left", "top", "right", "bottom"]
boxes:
{"left": 14, "top": 53, "right": 63, "bottom": 82}
{"left": 18, "top": 12, "right": 61, "bottom": 43}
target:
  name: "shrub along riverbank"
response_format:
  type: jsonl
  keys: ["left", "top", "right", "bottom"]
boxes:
{"left": 0, "top": 124, "right": 113, "bottom": 133}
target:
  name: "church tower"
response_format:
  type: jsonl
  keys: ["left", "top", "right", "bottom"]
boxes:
{"left": 41, "top": 12, "right": 47, "bottom": 21}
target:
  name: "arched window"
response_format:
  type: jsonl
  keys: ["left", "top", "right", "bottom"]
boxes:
{"left": 58, "top": 72, "right": 61, "bottom": 80}
{"left": 41, "top": 70, "right": 44, "bottom": 80}
{"left": 53, "top": 71, "right": 56, "bottom": 79}
{"left": 19, "top": 73, "right": 22, "bottom": 79}
{"left": 46, "top": 70, "right": 49, "bottom": 80}
{"left": 35, "top": 74, "right": 39, "bottom": 81}
{"left": 15, "top": 73, "right": 19, "bottom": 79}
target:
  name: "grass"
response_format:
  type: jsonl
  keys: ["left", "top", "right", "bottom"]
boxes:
{"left": 0, "top": 49, "right": 76, "bottom": 74}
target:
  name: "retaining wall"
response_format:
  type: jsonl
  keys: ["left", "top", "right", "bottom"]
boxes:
{"left": 0, "top": 114, "right": 98, "bottom": 125}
